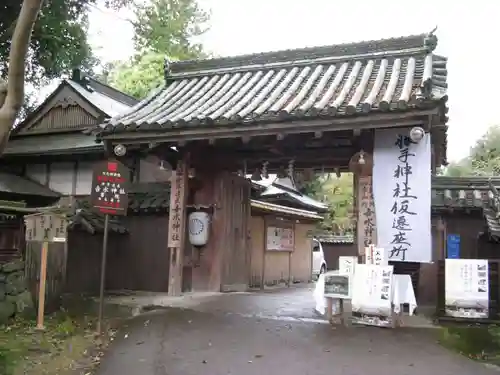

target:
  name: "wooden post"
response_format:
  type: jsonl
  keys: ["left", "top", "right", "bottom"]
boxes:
{"left": 97, "top": 214, "right": 110, "bottom": 335}
{"left": 349, "top": 151, "right": 375, "bottom": 259}
{"left": 326, "top": 297, "right": 333, "bottom": 323}
{"left": 168, "top": 154, "right": 189, "bottom": 296}
{"left": 36, "top": 241, "right": 49, "bottom": 330}
{"left": 261, "top": 237, "right": 266, "bottom": 290}
{"left": 338, "top": 299, "right": 346, "bottom": 326}
{"left": 287, "top": 251, "right": 292, "bottom": 287}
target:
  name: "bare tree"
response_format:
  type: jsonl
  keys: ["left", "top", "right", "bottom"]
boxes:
{"left": 0, "top": 0, "right": 44, "bottom": 155}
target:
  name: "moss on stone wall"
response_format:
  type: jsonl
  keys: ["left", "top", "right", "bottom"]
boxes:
{"left": 0, "top": 260, "right": 34, "bottom": 323}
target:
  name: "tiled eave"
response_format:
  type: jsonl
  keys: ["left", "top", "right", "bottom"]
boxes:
{"left": 316, "top": 234, "right": 355, "bottom": 244}
{"left": 100, "top": 33, "right": 447, "bottom": 141}
{"left": 432, "top": 177, "right": 500, "bottom": 211}
{"left": 250, "top": 200, "right": 323, "bottom": 221}
{"left": 483, "top": 207, "right": 500, "bottom": 240}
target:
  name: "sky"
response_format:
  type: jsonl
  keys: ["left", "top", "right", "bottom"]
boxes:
{"left": 87, "top": 0, "right": 500, "bottom": 162}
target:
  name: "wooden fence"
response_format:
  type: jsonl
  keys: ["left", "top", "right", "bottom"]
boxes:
{"left": 25, "top": 241, "right": 66, "bottom": 313}
{"left": 436, "top": 260, "right": 500, "bottom": 323}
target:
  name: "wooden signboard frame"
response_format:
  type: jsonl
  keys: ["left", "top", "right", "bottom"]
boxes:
{"left": 24, "top": 212, "right": 68, "bottom": 330}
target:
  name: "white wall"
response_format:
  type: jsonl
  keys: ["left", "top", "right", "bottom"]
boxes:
{"left": 23, "top": 156, "right": 170, "bottom": 196}
{"left": 139, "top": 158, "right": 172, "bottom": 183}
{"left": 25, "top": 161, "right": 92, "bottom": 195}
{"left": 49, "top": 162, "right": 74, "bottom": 194}
{"left": 25, "top": 164, "right": 48, "bottom": 185}
{"left": 75, "top": 161, "right": 93, "bottom": 195}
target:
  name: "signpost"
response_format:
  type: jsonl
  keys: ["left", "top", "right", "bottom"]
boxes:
{"left": 90, "top": 160, "right": 129, "bottom": 335}
{"left": 24, "top": 212, "right": 68, "bottom": 330}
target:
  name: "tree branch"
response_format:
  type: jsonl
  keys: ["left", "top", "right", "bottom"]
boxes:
{"left": 0, "top": 80, "right": 7, "bottom": 109}
{"left": 0, "top": 0, "right": 44, "bottom": 155}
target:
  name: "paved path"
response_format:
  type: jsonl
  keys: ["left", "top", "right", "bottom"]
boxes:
{"left": 96, "top": 286, "right": 500, "bottom": 375}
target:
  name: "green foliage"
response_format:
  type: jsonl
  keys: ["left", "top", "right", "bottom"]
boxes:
{"left": 132, "top": 0, "right": 210, "bottom": 60}
{"left": 107, "top": 51, "right": 165, "bottom": 99}
{"left": 439, "top": 326, "right": 500, "bottom": 361}
{"left": 0, "top": 0, "right": 129, "bottom": 85}
{"left": 106, "top": 0, "right": 210, "bottom": 99}
{"left": 444, "top": 125, "right": 500, "bottom": 177}
{"left": 303, "top": 174, "right": 354, "bottom": 233}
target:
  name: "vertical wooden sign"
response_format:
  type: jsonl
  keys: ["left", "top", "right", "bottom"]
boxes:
{"left": 168, "top": 155, "right": 189, "bottom": 296}
{"left": 357, "top": 176, "right": 377, "bottom": 255}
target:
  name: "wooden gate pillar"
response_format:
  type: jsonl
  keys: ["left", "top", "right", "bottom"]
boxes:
{"left": 168, "top": 153, "right": 189, "bottom": 296}
{"left": 349, "top": 151, "right": 375, "bottom": 261}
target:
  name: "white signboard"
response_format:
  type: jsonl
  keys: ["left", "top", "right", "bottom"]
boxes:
{"left": 351, "top": 264, "right": 394, "bottom": 327}
{"left": 324, "top": 272, "right": 352, "bottom": 299}
{"left": 373, "top": 247, "right": 387, "bottom": 266}
{"left": 373, "top": 128, "right": 432, "bottom": 263}
{"left": 364, "top": 246, "right": 386, "bottom": 266}
{"left": 313, "top": 273, "right": 340, "bottom": 316}
{"left": 339, "top": 256, "right": 357, "bottom": 275}
{"left": 445, "top": 259, "right": 489, "bottom": 319}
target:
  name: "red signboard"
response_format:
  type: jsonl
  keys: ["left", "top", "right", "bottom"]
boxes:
{"left": 90, "top": 160, "right": 129, "bottom": 216}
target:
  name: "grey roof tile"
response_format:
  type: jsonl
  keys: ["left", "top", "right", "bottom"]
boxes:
{"left": 66, "top": 79, "right": 132, "bottom": 117}
{"left": 431, "top": 176, "right": 500, "bottom": 209}
{"left": 260, "top": 184, "right": 328, "bottom": 212}
{"left": 103, "top": 33, "right": 447, "bottom": 134}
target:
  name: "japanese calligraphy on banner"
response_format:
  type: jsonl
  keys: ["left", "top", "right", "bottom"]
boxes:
{"left": 445, "top": 259, "right": 489, "bottom": 319}
{"left": 351, "top": 264, "right": 394, "bottom": 327}
{"left": 339, "top": 256, "right": 358, "bottom": 275}
{"left": 90, "top": 160, "right": 129, "bottom": 216}
{"left": 357, "top": 176, "right": 376, "bottom": 255}
{"left": 168, "top": 161, "right": 187, "bottom": 248}
{"left": 266, "top": 226, "right": 294, "bottom": 251}
{"left": 373, "top": 128, "right": 432, "bottom": 263}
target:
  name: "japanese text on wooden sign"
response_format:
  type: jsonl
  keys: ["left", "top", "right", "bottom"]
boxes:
{"left": 357, "top": 176, "right": 376, "bottom": 255}
{"left": 168, "top": 161, "right": 187, "bottom": 247}
{"left": 25, "top": 213, "right": 68, "bottom": 243}
{"left": 90, "top": 160, "right": 129, "bottom": 216}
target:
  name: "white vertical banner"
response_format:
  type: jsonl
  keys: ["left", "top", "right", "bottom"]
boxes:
{"left": 373, "top": 247, "right": 387, "bottom": 266}
{"left": 365, "top": 244, "right": 374, "bottom": 264}
{"left": 373, "top": 128, "right": 432, "bottom": 263}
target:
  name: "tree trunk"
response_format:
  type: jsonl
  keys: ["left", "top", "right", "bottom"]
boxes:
{"left": 0, "top": 0, "right": 44, "bottom": 156}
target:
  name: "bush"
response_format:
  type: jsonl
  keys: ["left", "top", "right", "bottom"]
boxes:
{"left": 439, "top": 326, "right": 500, "bottom": 360}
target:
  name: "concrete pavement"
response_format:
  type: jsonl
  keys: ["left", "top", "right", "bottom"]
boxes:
{"left": 95, "top": 286, "right": 500, "bottom": 375}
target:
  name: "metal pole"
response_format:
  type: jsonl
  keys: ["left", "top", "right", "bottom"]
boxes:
{"left": 97, "top": 214, "right": 110, "bottom": 335}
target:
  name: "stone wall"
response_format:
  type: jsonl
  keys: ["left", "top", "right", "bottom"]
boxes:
{"left": 0, "top": 259, "right": 33, "bottom": 323}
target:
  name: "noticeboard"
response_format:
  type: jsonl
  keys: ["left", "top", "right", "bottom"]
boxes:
{"left": 90, "top": 160, "right": 129, "bottom": 216}
{"left": 25, "top": 213, "right": 68, "bottom": 243}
